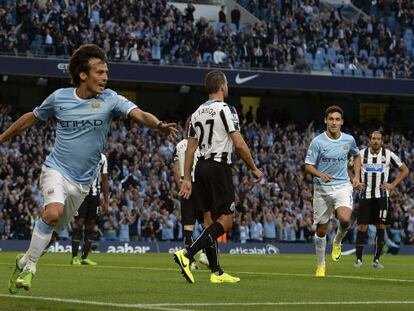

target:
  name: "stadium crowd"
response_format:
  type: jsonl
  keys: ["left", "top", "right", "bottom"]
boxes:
{"left": 0, "top": 102, "right": 413, "bottom": 248}
{"left": 1, "top": 0, "right": 414, "bottom": 78}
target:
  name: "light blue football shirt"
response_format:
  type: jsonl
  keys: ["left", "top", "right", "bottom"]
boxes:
{"left": 305, "top": 132, "right": 358, "bottom": 186}
{"left": 33, "top": 87, "right": 136, "bottom": 184}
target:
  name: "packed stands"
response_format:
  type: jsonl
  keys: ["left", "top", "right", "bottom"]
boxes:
{"left": 0, "top": 102, "right": 413, "bottom": 245}
{"left": 1, "top": 0, "right": 414, "bottom": 78}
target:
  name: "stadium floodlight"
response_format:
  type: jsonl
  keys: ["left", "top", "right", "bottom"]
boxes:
{"left": 179, "top": 85, "right": 190, "bottom": 94}
{"left": 2, "top": 75, "right": 8, "bottom": 82}
{"left": 36, "top": 77, "right": 48, "bottom": 86}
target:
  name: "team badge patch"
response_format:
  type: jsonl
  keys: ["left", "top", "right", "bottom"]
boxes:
{"left": 47, "top": 188, "right": 54, "bottom": 195}
{"left": 343, "top": 144, "right": 349, "bottom": 151}
{"left": 91, "top": 101, "right": 101, "bottom": 110}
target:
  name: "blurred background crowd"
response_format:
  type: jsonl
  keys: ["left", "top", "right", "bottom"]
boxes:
{"left": 1, "top": 102, "right": 413, "bottom": 248}
{"left": 1, "top": 0, "right": 414, "bottom": 77}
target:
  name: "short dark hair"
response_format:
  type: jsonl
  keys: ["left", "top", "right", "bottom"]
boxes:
{"left": 69, "top": 44, "right": 107, "bottom": 86}
{"left": 204, "top": 71, "right": 226, "bottom": 94}
{"left": 325, "top": 105, "right": 344, "bottom": 118}
{"left": 369, "top": 130, "right": 383, "bottom": 139}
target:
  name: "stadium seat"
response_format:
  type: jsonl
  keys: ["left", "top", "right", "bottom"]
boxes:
{"left": 365, "top": 69, "right": 374, "bottom": 77}
{"left": 378, "top": 56, "right": 387, "bottom": 67}
{"left": 359, "top": 49, "right": 368, "bottom": 60}
{"left": 368, "top": 56, "right": 377, "bottom": 66}
{"left": 332, "top": 68, "right": 342, "bottom": 76}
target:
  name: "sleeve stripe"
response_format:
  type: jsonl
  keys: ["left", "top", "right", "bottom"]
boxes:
{"left": 126, "top": 106, "right": 138, "bottom": 116}
{"left": 189, "top": 123, "right": 196, "bottom": 138}
{"left": 390, "top": 151, "right": 403, "bottom": 167}
{"left": 220, "top": 109, "right": 230, "bottom": 133}
{"left": 229, "top": 105, "right": 237, "bottom": 114}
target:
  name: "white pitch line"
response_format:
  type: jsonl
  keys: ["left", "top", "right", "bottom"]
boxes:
{"left": 1, "top": 262, "right": 414, "bottom": 284}
{"left": 1, "top": 294, "right": 414, "bottom": 309}
{"left": 151, "top": 301, "right": 414, "bottom": 306}
{"left": 0, "top": 294, "right": 193, "bottom": 311}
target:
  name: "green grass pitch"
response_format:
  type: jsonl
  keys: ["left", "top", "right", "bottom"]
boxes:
{"left": 0, "top": 252, "right": 413, "bottom": 311}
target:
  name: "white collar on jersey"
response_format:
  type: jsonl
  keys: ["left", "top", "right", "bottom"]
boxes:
{"left": 202, "top": 99, "right": 222, "bottom": 105}
{"left": 368, "top": 147, "right": 382, "bottom": 156}
{"left": 323, "top": 131, "right": 342, "bottom": 142}
{"left": 73, "top": 88, "right": 87, "bottom": 101}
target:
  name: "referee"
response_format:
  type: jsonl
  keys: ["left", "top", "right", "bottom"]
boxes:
{"left": 355, "top": 130, "right": 408, "bottom": 268}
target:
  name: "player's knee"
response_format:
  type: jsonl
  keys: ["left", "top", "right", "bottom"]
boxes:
{"left": 316, "top": 225, "right": 328, "bottom": 237}
{"left": 339, "top": 219, "right": 351, "bottom": 227}
{"left": 184, "top": 225, "right": 194, "bottom": 231}
{"left": 43, "top": 208, "right": 62, "bottom": 225}
{"left": 86, "top": 221, "right": 96, "bottom": 232}
{"left": 74, "top": 218, "right": 85, "bottom": 228}
{"left": 337, "top": 212, "right": 351, "bottom": 226}
{"left": 203, "top": 219, "right": 213, "bottom": 227}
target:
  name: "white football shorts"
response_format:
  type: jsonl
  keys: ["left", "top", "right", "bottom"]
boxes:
{"left": 312, "top": 183, "right": 353, "bottom": 225}
{"left": 39, "top": 165, "right": 91, "bottom": 232}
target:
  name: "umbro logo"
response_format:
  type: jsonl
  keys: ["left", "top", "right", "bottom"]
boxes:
{"left": 59, "top": 107, "right": 71, "bottom": 111}
{"left": 235, "top": 73, "right": 260, "bottom": 84}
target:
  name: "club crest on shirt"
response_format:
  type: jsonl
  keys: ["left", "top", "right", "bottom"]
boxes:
{"left": 231, "top": 113, "right": 238, "bottom": 122}
{"left": 47, "top": 188, "right": 54, "bottom": 195}
{"left": 91, "top": 100, "right": 101, "bottom": 110}
{"left": 343, "top": 144, "right": 349, "bottom": 151}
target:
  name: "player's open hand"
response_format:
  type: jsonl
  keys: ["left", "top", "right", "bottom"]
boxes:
{"left": 179, "top": 180, "right": 192, "bottom": 199}
{"left": 158, "top": 122, "right": 178, "bottom": 139}
{"left": 319, "top": 173, "right": 332, "bottom": 183}
{"left": 357, "top": 182, "right": 366, "bottom": 191}
{"left": 252, "top": 169, "right": 263, "bottom": 183}
{"left": 382, "top": 183, "right": 395, "bottom": 191}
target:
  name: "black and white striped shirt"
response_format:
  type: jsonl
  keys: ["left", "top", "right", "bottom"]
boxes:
{"left": 89, "top": 153, "right": 108, "bottom": 196}
{"left": 188, "top": 99, "right": 240, "bottom": 165}
{"left": 173, "top": 139, "right": 200, "bottom": 182}
{"left": 360, "top": 147, "right": 403, "bottom": 199}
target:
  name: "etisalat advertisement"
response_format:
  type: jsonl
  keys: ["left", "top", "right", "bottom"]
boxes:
{"left": 2, "top": 240, "right": 406, "bottom": 254}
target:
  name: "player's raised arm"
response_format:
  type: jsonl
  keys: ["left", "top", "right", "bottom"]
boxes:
{"left": 128, "top": 108, "right": 178, "bottom": 139}
{"left": 0, "top": 112, "right": 37, "bottom": 144}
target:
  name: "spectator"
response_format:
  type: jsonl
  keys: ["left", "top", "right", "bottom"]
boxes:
{"left": 218, "top": 6, "right": 226, "bottom": 23}
{"left": 231, "top": 7, "right": 241, "bottom": 30}
{"left": 213, "top": 46, "right": 226, "bottom": 65}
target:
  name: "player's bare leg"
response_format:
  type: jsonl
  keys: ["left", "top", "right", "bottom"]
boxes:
{"left": 332, "top": 206, "right": 352, "bottom": 262}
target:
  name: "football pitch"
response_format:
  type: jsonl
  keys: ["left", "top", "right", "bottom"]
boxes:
{"left": 0, "top": 252, "right": 413, "bottom": 311}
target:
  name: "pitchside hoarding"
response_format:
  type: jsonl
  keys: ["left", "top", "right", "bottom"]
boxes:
{"left": 0, "top": 241, "right": 413, "bottom": 255}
